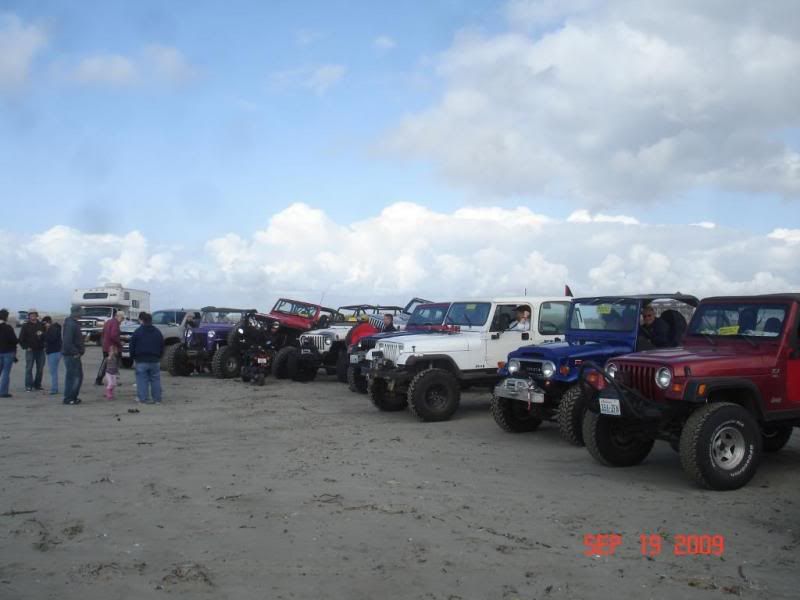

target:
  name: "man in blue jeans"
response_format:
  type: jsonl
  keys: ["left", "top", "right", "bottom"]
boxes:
{"left": 129, "top": 312, "right": 164, "bottom": 404}
{"left": 19, "top": 309, "right": 46, "bottom": 391}
{"left": 0, "top": 309, "right": 19, "bottom": 398}
{"left": 61, "top": 306, "right": 85, "bottom": 405}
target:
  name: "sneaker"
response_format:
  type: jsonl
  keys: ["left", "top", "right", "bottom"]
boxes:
{"left": 0, "top": 394, "right": 12, "bottom": 398}
{"left": 34, "top": 386, "right": 43, "bottom": 391}
{"left": 25, "top": 388, "right": 32, "bottom": 392}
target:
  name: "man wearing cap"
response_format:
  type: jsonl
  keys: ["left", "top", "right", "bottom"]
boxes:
{"left": 62, "top": 305, "right": 85, "bottom": 405}
{"left": 507, "top": 306, "right": 531, "bottom": 331}
{"left": 18, "top": 310, "right": 46, "bottom": 391}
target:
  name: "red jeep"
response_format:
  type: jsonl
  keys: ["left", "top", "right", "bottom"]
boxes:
{"left": 582, "top": 294, "right": 800, "bottom": 490}
{"left": 267, "top": 298, "right": 339, "bottom": 378}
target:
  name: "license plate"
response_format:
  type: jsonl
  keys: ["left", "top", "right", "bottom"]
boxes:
{"left": 349, "top": 354, "right": 359, "bottom": 364}
{"left": 529, "top": 391, "right": 544, "bottom": 403}
{"left": 257, "top": 358, "right": 267, "bottom": 364}
{"left": 301, "top": 348, "right": 311, "bottom": 354}
{"left": 599, "top": 398, "right": 621, "bottom": 416}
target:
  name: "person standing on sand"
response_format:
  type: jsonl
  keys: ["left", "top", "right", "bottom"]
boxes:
{"left": 62, "top": 306, "right": 85, "bottom": 405}
{"left": 19, "top": 309, "right": 46, "bottom": 391}
{"left": 96, "top": 310, "right": 124, "bottom": 385}
{"left": 129, "top": 312, "right": 164, "bottom": 404}
{"left": 103, "top": 346, "right": 120, "bottom": 400}
{"left": 0, "top": 309, "right": 19, "bottom": 398}
{"left": 42, "top": 316, "right": 62, "bottom": 396}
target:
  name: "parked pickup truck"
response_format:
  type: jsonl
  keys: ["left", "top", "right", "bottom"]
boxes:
{"left": 120, "top": 308, "right": 200, "bottom": 369}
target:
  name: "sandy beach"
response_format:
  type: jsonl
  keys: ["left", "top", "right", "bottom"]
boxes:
{"left": 0, "top": 347, "right": 797, "bottom": 599}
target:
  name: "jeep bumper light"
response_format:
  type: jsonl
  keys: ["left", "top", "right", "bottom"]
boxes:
{"left": 508, "top": 359, "right": 521, "bottom": 375}
{"left": 208, "top": 330, "right": 216, "bottom": 338}
{"left": 606, "top": 362, "right": 618, "bottom": 379}
{"left": 655, "top": 367, "right": 672, "bottom": 389}
{"left": 541, "top": 361, "right": 556, "bottom": 379}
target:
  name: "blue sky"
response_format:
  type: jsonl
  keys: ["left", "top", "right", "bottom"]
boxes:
{"left": 1, "top": 1, "right": 798, "bottom": 310}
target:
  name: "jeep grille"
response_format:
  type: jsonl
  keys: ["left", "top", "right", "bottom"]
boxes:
{"left": 303, "top": 334, "right": 328, "bottom": 353}
{"left": 188, "top": 332, "right": 207, "bottom": 349}
{"left": 519, "top": 360, "right": 543, "bottom": 379}
{"left": 620, "top": 364, "right": 657, "bottom": 398}
{"left": 376, "top": 341, "right": 403, "bottom": 364}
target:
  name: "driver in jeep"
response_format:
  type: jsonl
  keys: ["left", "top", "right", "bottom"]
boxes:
{"left": 638, "top": 306, "right": 671, "bottom": 349}
{"left": 506, "top": 306, "right": 531, "bottom": 331}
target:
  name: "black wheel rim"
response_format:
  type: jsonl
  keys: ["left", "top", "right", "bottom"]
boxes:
{"left": 425, "top": 384, "right": 449, "bottom": 410}
{"left": 608, "top": 420, "right": 644, "bottom": 451}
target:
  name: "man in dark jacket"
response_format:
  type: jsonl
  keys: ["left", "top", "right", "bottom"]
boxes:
{"left": 42, "top": 316, "right": 62, "bottom": 395}
{"left": 0, "top": 309, "right": 19, "bottom": 398}
{"left": 19, "top": 309, "right": 46, "bottom": 391}
{"left": 129, "top": 312, "right": 164, "bottom": 404}
{"left": 638, "top": 306, "right": 670, "bottom": 349}
{"left": 62, "top": 306, "right": 86, "bottom": 405}
{"left": 382, "top": 314, "right": 396, "bottom": 333}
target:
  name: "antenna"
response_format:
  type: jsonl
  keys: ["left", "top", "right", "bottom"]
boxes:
{"left": 524, "top": 287, "right": 527, "bottom": 296}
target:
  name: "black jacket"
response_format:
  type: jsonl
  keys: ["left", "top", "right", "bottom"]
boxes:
{"left": 130, "top": 324, "right": 164, "bottom": 363}
{"left": 0, "top": 323, "right": 18, "bottom": 353}
{"left": 62, "top": 317, "right": 85, "bottom": 356}
{"left": 44, "top": 323, "right": 62, "bottom": 354}
{"left": 19, "top": 321, "right": 46, "bottom": 351}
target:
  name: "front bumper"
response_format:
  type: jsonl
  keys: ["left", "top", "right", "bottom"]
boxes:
{"left": 581, "top": 363, "right": 669, "bottom": 421}
{"left": 494, "top": 377, "right": 547, "bottom": 404}
{"left": 297, "top": 345, "right": 325, "bottom": 367}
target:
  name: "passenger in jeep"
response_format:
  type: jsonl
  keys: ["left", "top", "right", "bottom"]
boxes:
{"left": 637, "top": 306, "right": 671, "bottom": 349}
{"left": 382, "top": 314, "right": 396, "bottom": 333}
{"left": 506, "top": 306, "right": 531, "bottom": 331}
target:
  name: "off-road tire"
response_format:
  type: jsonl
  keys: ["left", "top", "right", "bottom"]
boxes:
{"left": 347, "top": 365, "right": 368, "bottom": 394}
{"left": 491, "top": 393, "right": 542, "bottom": 433}
{"left": 241, "top": 369, "right": 252, "bottom": 383}
{"left": 407, "top": 368, "right": 460, "bottom": 422}
{"left": 255, "top": 373, "right": 266, "bottom": 386}
{"left": 227, "top": 324, "right": 241, "bottom": 348}
{"left": 557, "top": 384, "right": 587, "bottom": 446}
{"left": 335, "top": 349, "right": 349, "bottom": 383}
{"left": 583, "top": 411, "right": 654, "bottom": 467}
{"left": 212, "top": 345, "right": 241, "bottom": 379}
{"left": 165, "top": 344, "right": 191, "bottom": 377}
{"left": 288, "top": 351, "right": 317, "bottom": 382}
{"left": 368, "top": 377, "right": 407, "bottom": 412}
{"left": 679, "top": 402, "right": 761, "bottom": 491}
{"left": 761, "top": 423, "right": 793, "bottom": 453}
{"left": 159, "top": 345, "right": 173, "bottom": 371}
{"left": 121, "top": 358, "right": 134, "bottom": 369}
{"left": 272, "top": 347, "right": 295, "bottom": 379}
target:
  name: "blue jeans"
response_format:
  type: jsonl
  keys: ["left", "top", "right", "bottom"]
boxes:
{"left": 25, "top": 349, "right": 45, "bottom": 389}
{"left": 47, "top": 352, "right": 61, "bottom": 393}
{"left": 63, "top": 355, "right": 83, "bottom": 403}
{"left": 0, "top": 352, "right": 14, "bottom": 396}
{"left": 135, "top": 361, "right": 162, "bottom": 403}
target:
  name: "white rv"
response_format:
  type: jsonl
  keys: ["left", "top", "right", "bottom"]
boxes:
{"left": 71, "top": 283, "right": 150, "bottom": 343}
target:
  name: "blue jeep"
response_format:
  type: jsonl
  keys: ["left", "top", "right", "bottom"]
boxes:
{"left": 491, "top": 294, "right": 698, "bottom": 445}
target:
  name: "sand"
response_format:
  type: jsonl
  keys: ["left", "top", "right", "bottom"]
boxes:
{"left": 0, "top": 347, "right": 797, "bottom": 599}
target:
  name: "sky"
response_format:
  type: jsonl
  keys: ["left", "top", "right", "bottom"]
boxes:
{"left": 1, "top": 0, "right": 799, "bottom": 312}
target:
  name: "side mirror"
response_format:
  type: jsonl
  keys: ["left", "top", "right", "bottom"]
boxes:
{"left": 491, "top": 332, "right": 500, "bottom": 340}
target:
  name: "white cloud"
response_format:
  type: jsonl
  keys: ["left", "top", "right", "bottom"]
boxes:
{"left": 304, "top": 64, "right": 346, "bottom": 94}
{"left": 69, "top": 54, "right": 139, "bottom": 86}
{"left": 270, "top": 64, "right": 347, "bottom": 95}
{"left": 383, "top": 0, "right": 800, "bottom": 204}
{"left": 3, "top": 203, "right": 798, "bottom": 312}
{"left": 567, "top": 209, "right": 639, "bottom": 225}
{"left": 374, "top": 35, "right": 396, "bottom": 50}
{"left": 691, "top": 221, "right": 717, "bottom": 229}
{"left": 768, "top": 228, "right": 800, "bottom": 244}
{"left": 0, "top": 13, "right": 47, "bottom": 90}
{"left": 143, "top": 44, "right": 198, "bottom": 84}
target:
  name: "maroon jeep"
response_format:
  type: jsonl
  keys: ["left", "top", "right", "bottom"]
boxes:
{"left": 267, "top": 298, "right": 339, "bottom": 378}
{"left": 582, "top": 294, "right": 800, "bottom": 490}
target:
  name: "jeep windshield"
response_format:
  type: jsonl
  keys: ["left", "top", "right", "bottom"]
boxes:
{"left": 201, "top": 310, "right": 245, "bottom": 324}
{"left": 570, "top": 300, "right": 639, "bottom": 332}
{"left": 688, "top": 302, "right": 787, "bottom": 339}
{"left": 272, "top": 300, "right": 317, "bottom": 318}
{"left": 152, "top": 311, "right": 185, "bottom": 326}
{"left": 445, "top": 302, "right": 491, "bottom": 327}
{"left": 408, "top": 304, "right": 449, "bottom": 326}
{"left": 79, "top": 306, "right": 114, "bottom": 318}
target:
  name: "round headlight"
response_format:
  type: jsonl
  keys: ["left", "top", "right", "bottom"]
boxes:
{"left": 324, "top": 338, "right": 333, "bottom": 346}
{"left": 237, "top": 328, "right": 244, "bottom": 334}
{"left": 541, "top": 361, "right": 556, "bottom": 379}
{"left": 208, "top": 330, "right": 216, "bottom": 338}
{"left": 606, "top": 362, "right": 618, "bottom": 379}
{"left": 655, "top": 367, "right": 672, "bottom": 389}
{"left": 508, "top": 359, "right": 521, "bottom": 375}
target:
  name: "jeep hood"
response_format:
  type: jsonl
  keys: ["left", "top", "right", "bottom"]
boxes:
{"left": 510, "top": 339, "right": 633, "bottom": 362}
{"left": 378, "top": 332, "right": 472, "bottom": 352}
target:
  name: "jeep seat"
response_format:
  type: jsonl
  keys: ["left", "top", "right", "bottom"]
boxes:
{"left": 763, "top": 317, "right": 783, "bottom": 334}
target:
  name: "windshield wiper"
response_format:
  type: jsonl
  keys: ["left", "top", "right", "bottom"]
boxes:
{"left": 463, "top": 313, "right": 473, "bottom": 328}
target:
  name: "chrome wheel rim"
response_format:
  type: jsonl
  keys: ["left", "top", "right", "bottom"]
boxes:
{"left": 711, "top": 426, "right": 746, "bottom": 470}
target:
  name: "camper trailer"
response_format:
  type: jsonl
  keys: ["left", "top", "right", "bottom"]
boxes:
{"left": 71, "top": 283, "right": 150, "bottom": 344}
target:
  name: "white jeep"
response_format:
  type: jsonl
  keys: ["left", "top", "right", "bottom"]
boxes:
{"left": 365, "top": 297, "right": 571, "bottom": 421}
